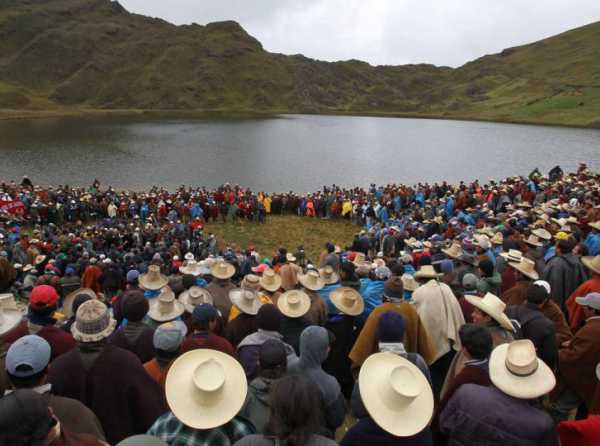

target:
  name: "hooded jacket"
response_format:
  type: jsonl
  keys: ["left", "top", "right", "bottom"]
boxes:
{"left": 542, "top": 253, "right": 588, "bottom": 312}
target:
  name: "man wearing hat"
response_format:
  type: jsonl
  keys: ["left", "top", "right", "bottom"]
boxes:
{"left": 205, "top": 261, "right": 236, "bottom": 322}
{"left": 3, "top": 335, "right": 105, "bottom": 440}
{"left": 147, "top": 349, "right": 254, "bottom": 445}
{"left": 349, "top": 276, "right": 436, "bottom": 374}
{"left": 1, "top": 285, "right": 76, "bottom": 360}
{"left": 224, "top": 287, "right": 264, "bottom": 348}
{"left": 552, "top": 292, "right": 600, "bottom": 421}
{"left": 565, "top": 254, "right": 600, "bottom": 332}
{"left": 144, "top": 321, "right": 187, "bottom": 389}
{"left": 180, "top": 304, "right": 236, "bottom": 357}
{"left": 47, "top": 300, "right": 166, "bottom": 444}
{"left": 441, "top": 340, "right": 557, "bottom": 445}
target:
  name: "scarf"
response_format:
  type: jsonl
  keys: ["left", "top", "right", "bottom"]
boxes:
{"left": 378, "top": 342, "right": 407, "bottom": 356}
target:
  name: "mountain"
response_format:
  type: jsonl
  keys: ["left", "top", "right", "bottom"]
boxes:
{"left": 1, "top": 0, "right": 600, "bottom": 127}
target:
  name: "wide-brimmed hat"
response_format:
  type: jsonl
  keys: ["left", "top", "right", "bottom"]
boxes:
{"left": 298, "top": 270, "right": 325, "bottom": 291}
{"left": 589, "top": 221, "right": 600, "bottom": 231}
{"left": 165, "top": 349, "right": 247, "bottom": 429}
{"left": 500, "top": 249, "right": 523, "bottom": 263}
{"left": 211, "top": 261, "right": 235, "bottom": 280}
{"left": 442, "top": 242, "right": 463, "bottom": 259}
{"left": 489, "top": 340, "right": 555, "bottom": 399}
{"left": 71, "top": 300, "right": 117, "bottom": 342}
{"left": 330, "top": 287, "right": 364, "bottom": 316}
{"left": 241, "top": 274, "right": 261, "bottom": 291}
{"left": 509, "top": 257, "right": 539, "bottom": 281}
{"left": 179, "top": 261, "right": 203, "bottom": 276}
{"left": 286, "top": 253, "right": 297, "bottom": 263}
{"left": 229, "top": 288, "right": 262, "bottom": 315}
{"left": 178, "top": 286, "right": 213, "bottom": 313}
{"left": 352, "top": 252, "right": 368, "bottom": 267}
{"left": 0, "top": 302, "right": 22, "bottom": 336}
{"left": 34, "top": 255, "right": 46, "bottom": 266}
{"left": 582, "top": 255, "right": 600, "bottom": 276}
{"left": 532, "top": 228, "right": 552, "bottom": 241}
{"left": 524, "top": 235, "right": 543, "bottom": 248}
{"left": 148, "top": 287, "right": 185, "bottom": 322}
{"left": 139, "top": 265, "right": 169, "bottom": 290}
{"left": 465, "top": 292, "right": 514, "bottom": 331}
{"left": 401, "top": 273, "right": 420, "bottom": 292}
{"left": 277, "top": 289, "right": 311, "bottom": 318}
{"left": 359, "top": 352, "right": 434, "bottom": 436}
{"left": 414, "top": 265, "right": 442, "bottom": 280}
{"left": 259, "top": 269, "right": 282, "bottom": 292}
{"left": 62, "top": 288, "right": 96, "bottom": 319}
{"left": 319, "top": 265, "right": 340, "bottom": 285}
{"left": 490, "top": 232, "right": 504, "bottom": 246}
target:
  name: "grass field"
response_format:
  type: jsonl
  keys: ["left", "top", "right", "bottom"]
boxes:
{"left": 204, "top": 215, "right": 359, "bottom": 263}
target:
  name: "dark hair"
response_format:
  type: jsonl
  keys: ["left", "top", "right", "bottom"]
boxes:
{"left": 527, "top": 283, "right": 549, "bottom": 305}
{"left": 326, "top": 242, "right": 335, "bottom": 253}
{"left": 0, "top": 389, "right": 54, "bottom": 446}
{"left": 459, "top": 324, "right": 493, "bottom": 360}
{"left": 7, "top": 367, "right": 48, "bottom": 389}
{"left": 154, "top": 348, "right": 181, "bottom": 360}
{"left": 479, "top": 258, "right": 494, "bottom": 277}
{"left": 181, "top": 274, "right": 196, "bottom": 290}
{"left": 558, "top": 239, "right": 574, "bottom": 254}
{"left": 265, "top": 375, "right": 323, "bottom": 446}
{"left": 389, "top": 262, "right": 405, "bottom": 276}
{"left": 340, "top": 261, "right": 357, "bottom": 282}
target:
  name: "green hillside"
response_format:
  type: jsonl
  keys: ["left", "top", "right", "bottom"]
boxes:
{"left": 1, "top": 0, "right": 600, "bottom": 127}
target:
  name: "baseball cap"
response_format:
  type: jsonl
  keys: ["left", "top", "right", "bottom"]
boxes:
{"left": 153, "top": 321, "right": 188, "bottom": 352}
{"left": 576, "top": 292, "right": 600, "bottom": 310}
{"left": 251, "top": 263, "right": 269, "bottom": 274}
{"left": 554, "top": 231, "right": 569, "bottom": 241}
{"left": 258, "top": 339, "right": 287, "bottom": 370}
{"left": 29, "top": 285, "right": 59, "bottom": 308}
{"left": 126, "top": 270, "right": 140, "bottom": 283}
{"left": 6, "top": 335, "right": 51, "bottom": 377}
{"left": 192, "top": 303, "right": 218, "bottom": 325}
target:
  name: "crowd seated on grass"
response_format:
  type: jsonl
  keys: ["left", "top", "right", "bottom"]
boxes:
{"left": 1, "top": 163, "right": 600, "bottom": 445}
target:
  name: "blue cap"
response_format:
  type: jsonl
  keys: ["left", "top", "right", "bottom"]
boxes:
{"left": 126, "top": 270, "right": 140, "bottom": 283}
{"left": 192, "top": 303, "right": 218, "bottom": 325}
{"left": 6, "top": 335, "right": 51, "bottom": 377}
{"left": 153, "top": 321, "right": 188, "bottom": 352}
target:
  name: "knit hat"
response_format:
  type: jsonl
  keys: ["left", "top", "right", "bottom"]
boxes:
{"left": 462, "top": 273, "right": 479, "bottom": 291}
{"left": 377, "top": 311, "right": 406, "bottom": 342}
{"left": 153, "top": 321, "right": 188, "bottom": 352}
{"left": 259, "top": 339, "right": 287, "bottom": 370}
{"left": 256, "top": 304, "right": 282, "bottom": 331}
{"left": 122, "top": 290, "right": 149, "bottom": 322}
{"left": 29, "top": 285, "right": 59, "bottom": 309}
{"left": 192, "top": 303, "right": 218, "bottom": 325}
{"left": 383, "top": 276, "right": 404, "bottom": 300}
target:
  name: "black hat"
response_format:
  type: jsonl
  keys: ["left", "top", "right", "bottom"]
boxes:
{"left": 259, "top": 339, "right": 287, "bottom": 369}
{"left": 122, "top": 290, "right": 149, "bottom": 322}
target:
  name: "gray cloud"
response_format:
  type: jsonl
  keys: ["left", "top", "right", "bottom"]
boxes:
{"left": 119, "top": 0, "right": 600, "bottom": 67}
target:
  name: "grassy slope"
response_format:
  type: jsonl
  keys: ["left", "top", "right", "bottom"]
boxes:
{"left": 1, "top": 0, "right": 600, "bottom": 127}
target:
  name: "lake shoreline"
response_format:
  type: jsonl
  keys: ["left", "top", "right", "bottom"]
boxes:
{"left": 1, "top": 107, "right": 600, "bottom": 130}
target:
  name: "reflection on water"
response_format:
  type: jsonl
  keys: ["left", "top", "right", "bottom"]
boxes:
{"left": 1, "top": 114, "right": 600, "bottom": 192}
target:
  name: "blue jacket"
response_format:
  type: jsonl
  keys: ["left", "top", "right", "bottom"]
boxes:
{"left": 585, "top": 232, "right": 600, "bottom": 256}
{"left": 319, "top": 283, "right": 342, "bottom": 315}
{"left": 358, "top": 279, "right": 385, "bottom": 318}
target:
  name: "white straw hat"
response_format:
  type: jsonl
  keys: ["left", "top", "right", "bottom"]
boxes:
{"left": 318, "top": 265, "right": 340, "bottom": 285}
{"left": 509, "top": 257, "right": 539, "bottom": 281}
{"left": 489, "top": 340, "right": 556, "bottom": 399}
{"left": 582, "top": 255, "right": 600, "bottom": 276}
{"left": 165, "top": 349, "right": 248, "bottom": 429}
{"left": 359, "top": 352, "right": 434, "bottom": 437}
{"left": 465, "top": 292, "right": 515, "bottom": 332}
{"left": 277, "top": 289, "right": 311, "bottom": 318}
{"left": 259, "top": 269, "right": 282, "bottom": 293}
{"left": 330, "top": 287, "right": 364, "bottom": 316}
{"left": 298, "top": 270, "right": 325, "bottom": 291}
{"left": 148, "top": 287, "right": 185, "bottom": 322}
{"left": 414, "top": 265, "right": 442, "bottom": 280}
{"left": 139, "top": 265, "right": 169, "bottom": 290}
{"left": 179, "top": 261, "right": 203, "bottom": 276}
{"left": 211, "top": 262, "right": 235, "bottom": 280}
{"left": 178, "top": 286, "right": 213, "bottom": 313}
{"left": 229, "top": 288, "right": 262, "bottom": 316}
{"left": 500, "top": 249, "right": 523, "bottom": 262}
{"left": 61, "top": 288, "right": 97, "bottom": 319}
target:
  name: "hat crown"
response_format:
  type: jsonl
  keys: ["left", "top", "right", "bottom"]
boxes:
{"left": 193, "top": 358, "right": 225, "bottom": 393}
{"left": 505, "top": 340, "right": 538, "bottom": 377}
{"left": 287, "top": 292, "right": 301, "bottom": 305}
{"left": 389, "top": 365, "right": 422, "bottom": 400}
{"left": 482, "top": 293, "right": 506, "bottom": 313}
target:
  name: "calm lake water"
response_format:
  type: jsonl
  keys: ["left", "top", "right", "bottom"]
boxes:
{"left": 1, "top": 114, "right": 600, "bottom": 192}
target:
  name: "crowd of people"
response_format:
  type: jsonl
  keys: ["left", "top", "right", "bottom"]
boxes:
{"left": 1, "top": 162, "right": 600, "bottom": 445}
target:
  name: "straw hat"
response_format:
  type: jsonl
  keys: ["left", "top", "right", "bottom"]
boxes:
{"left": 241, "top": 274, "right": 261, "bottom": 291}
{"left": 34, "top": 255, "right": 46, "bottom": 266}
{"left": 165, "top": 349, "right": 247, "bottom": 429}
{"left": 148, "top": 287, "right": 185, "bottom": 322}
{"left": 178, "top": 286, "right": 213, "bottom": 313}
{"left": 500, "top": 249, "right": 523, "bottom": 262}
{"left": 524, "top": 235, "right": 543, "bottom": 248}
{"left": 277, "top": 289, "right": 311, "bottom": 318}
{"left": 298, "top": 270, "right": 325, "bottom": 291}
{"left": 359, "top": 352, "right": 434, "bottom": 437}
{"left": 414, "top": 265, "right": 442, "bottom": 280}
{"left": 401, "top": 273, "right": 420, "bottom": 292}
{"left": 532, "top": 228, "right": 552, "bottom": 241}
{"left": 286, "top": 253, "right": 297, "bottom": 263}
{"left": 0, "top": 302, "right": 22, "bottom": 336}
{"left": 509, "top": 257, "right": 539, "bottom": 280}
{"left": 589, "top": 221, "right": 600, "bottom": 231}
{"left": 179, "top": 261, "right": 203, "bottom": 276}
{"left": 71, "top": 300, "right": 117, "bottom": 342}
{"left": 442, "top": 242, "right": 463, "bottom": 259}
{"left": 319, "top": 265, "right": 340, "bottom": 285}
{"left": 211, "top": 261, "right": 235, "bottom": 280}
{"left": 582, "top": 255, "right": 600, "bottom": 276}
{"left": 352, "top": 252, "right": 368, "bottom": 267}
{"left": 229, "top": 288, "right": 262, "bottom": 315}
{"left": 139, "top": 265, "right": 169, "bottom": 290}
{"left": 490, "top": 232, "right": 504, "bottom": 245}
{"left": 330, "top": 287, "right": 364, "bottom": 316}
{"left": 259, "top": 269, "right": 282, "bottom": 292}
{"left": 489, "top": 340, "right": 555, "bottom": 399}
{"left": 61, "top": 288, "right": 96, "bottom": 319}
{"left": 465, "top": 292, "right": 515, "bottom": 331}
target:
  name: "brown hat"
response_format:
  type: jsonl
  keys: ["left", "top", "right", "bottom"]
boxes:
{"left": 330, "top": 287, "right": 364, "bottom": 316}
{"left": 319, "top": 265, "right": 340, "bottom": 285}
{"left": 383, "top": 276, "right": 404, "bottom": 300}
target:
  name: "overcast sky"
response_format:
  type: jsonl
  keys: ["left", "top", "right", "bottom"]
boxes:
{"left": 119, "top": 0, "right": 600, "bottom": 67}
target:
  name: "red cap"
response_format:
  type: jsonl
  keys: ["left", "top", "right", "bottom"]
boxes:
{"left": 30, "top": 285, "right": 59, "bottom": 308}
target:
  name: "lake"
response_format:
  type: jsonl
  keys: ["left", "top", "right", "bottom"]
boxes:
{"left": 1, "top": 114, "right": 600, "bottom": 192}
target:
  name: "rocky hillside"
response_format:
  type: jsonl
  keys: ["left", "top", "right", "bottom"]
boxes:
{"left": 1, "top": 0, "right": 600, "bottom": 127}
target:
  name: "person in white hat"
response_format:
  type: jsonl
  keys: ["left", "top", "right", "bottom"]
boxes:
{"left": 205, "top": 261, "right": 237, "bottom": 321}
{"left": 552, "top": 292, "right": 600, "bottom": 422}
{"left": 147, "top": 349, "right": 254, "bottom": 444}
{"left": 566, "top": 253, "right": 600, "bottom": 333}
{"left": 441, "top": 340, "right": 557, "bottom": 445}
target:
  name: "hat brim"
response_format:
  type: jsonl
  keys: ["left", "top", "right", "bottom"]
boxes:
{"left": 298, "top": 275, "right": 325, "bottom": 291}
{"left": 330, "top": 288, "right": 365, "bottom": 316}
{"left": 465, "top": 295, "right": 515, "bottom": 332}
{"left": 319, "top": 271, "right": 340, "bottom": 285}
{"left": 489, "top": 343, "right": 556, "bottom": 399}
{"left": 442, "top": 248, "right": 462, "bottom": 259}
{"left": 139, "top": 275, "right": 169, "bottom": 291}
{"left": 62, "top": 288, "right": 97, "bottom": 319}
{"left": 508, "top": 261, "right": 539, "bottom": 281}
{"left": 178, "top": 290, "right": 213, "bottom": 314}
{"left": 230, "top": 292, "right": 262, "bottom": 315}
{"left": 582, "top": 256, "right": 600, "bottom": 276}
{"left": 259, "top": 277, "right": 282, "bottom": 293}
{"left": 211, "top": 265, "right": 235, "bottom": 280}
{"left": 148, "top": 300, "right": 185, "bottom": 322}
{"left": 277, "top": 292, "right": 311, "bottom": 318}
{"left": 165, "top": 349, "right": 247, "bottom": 430}
{"left": 0, "top": 309, "right": 23, "bottom": 336}
{"left": 359, "top": 352, "right": 434, "bottom": 436}
{"left": 71, "top": 317, "right": 116, "bottom": 342}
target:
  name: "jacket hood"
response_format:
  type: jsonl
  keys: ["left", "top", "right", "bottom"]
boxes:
{"left": 298, "top": 326, "right": 329, "bottom": 368}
